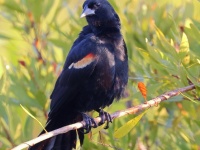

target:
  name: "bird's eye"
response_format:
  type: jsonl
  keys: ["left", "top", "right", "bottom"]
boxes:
{"left": 88, "top": 2, "right": 100, "bottom": 9}
{"left": 95, "top": 3, "right": 100, "bottom": 7}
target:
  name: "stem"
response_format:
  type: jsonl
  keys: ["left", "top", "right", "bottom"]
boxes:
{"left": 12, "top": 84, "right": 196, "bottom": 150}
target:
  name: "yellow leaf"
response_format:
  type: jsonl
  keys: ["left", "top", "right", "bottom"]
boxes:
{"left": 170, "top": 39, "right": 174, "bottom": 46}
{"left": 20, "top": 104, "right": 47, "bottom": 133}
{"left": 75, "top": 130, "right": 81, "bottom": 150}
{"left": 180, "top": 131, "right": 190, "bottom": 143}
{"left": 180, "top": 33, "right": 190, "bottom": 65}
{"left": 197, "top": 59, "right": 200, "bottom": 64}
{"left": 180, "top": 33, "right": 189, "bottom": 53}
{"left": 114, "top": 110, "right": 148, "bottom": 139}
{"left": 154, "top": 25, "right": 165, "bottom": 39}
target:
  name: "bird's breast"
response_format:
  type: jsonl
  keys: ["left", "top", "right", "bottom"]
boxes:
{"left": 94, "top": 47, "right": 115, "bottom": 90}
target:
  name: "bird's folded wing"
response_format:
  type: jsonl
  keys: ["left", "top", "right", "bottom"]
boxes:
{"left": 49, "top": 38, "right": 98, "bottom": 118}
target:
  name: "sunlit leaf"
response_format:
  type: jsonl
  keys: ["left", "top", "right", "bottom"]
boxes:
{"left": 180, "top": 33, "right": 190, "bottom": 65}
{"left": 192, "top": 0, "right": 200, "bottom": 20}
{"left": 44, "top": 0, "right": 61, "bottom": 24}
{"left": 114, "top": 109, "right": 148, "bottom": 138}
{"left": 155, "top": 26, "right": 178, "bottom": 57}
{"left": 20, "top": 104, "right": 47, "bottom": 133}
{"left": 180, "top": 131, "right": 190, "bottom": 143}
{"left": 197, "top": 59, "right": 200, "bottom": 64}
{"left": 75, "top": 130, "right": 81, "bottom": 150}
{"left": 13, "top": 123, "right": 22, "bottom": 140}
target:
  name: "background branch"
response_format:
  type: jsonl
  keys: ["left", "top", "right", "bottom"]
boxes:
{"left": 12, "top": 84, "right": 196, "bottom": 150}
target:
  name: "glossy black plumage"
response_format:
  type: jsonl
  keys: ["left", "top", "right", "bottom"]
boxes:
{"left": 29, "top": 0, "right": 128, "bottom": 149}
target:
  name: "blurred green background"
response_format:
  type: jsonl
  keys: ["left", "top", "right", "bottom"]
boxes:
{"left": 0, "top": 0, "right": 200, "bottom": 149}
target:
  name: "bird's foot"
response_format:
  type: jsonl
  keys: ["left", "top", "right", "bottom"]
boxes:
{"left": 96, "top": 109, "right": 112, "bottom": 129}
{"left": 81, "top": 113, "right": 97, "bottom": 134}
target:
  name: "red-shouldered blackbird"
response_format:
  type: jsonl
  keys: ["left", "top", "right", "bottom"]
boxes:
{"left": 29, "top": 0, "right": 128, "bottom": 149}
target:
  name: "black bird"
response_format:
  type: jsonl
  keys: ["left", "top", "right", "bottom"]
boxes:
{"left": 29, "top": 0, "right": 128, "bottom": 149}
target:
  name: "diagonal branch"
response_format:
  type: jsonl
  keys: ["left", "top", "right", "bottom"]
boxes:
{"left": 12, "top": 84, "right": 196, "bottom": 150}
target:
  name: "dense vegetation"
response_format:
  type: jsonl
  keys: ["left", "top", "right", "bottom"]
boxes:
{"left": 0, "top": 0, "right": 200, "bottom": 149}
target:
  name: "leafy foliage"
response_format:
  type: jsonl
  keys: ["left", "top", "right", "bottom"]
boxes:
{"left": 114, "top": 110, "right": 148, "bottom": 139}
{"left": 0, "top": 0, "right": 200, "bottom": 149}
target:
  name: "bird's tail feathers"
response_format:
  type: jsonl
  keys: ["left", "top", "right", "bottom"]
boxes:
{"left": 29, "top": 112, "right": 84, "bottom": 150}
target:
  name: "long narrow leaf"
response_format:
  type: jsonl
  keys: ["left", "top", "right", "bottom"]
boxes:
{"left": 114, "top": 109, "right": 148, "bottom": 138}
{"left": 20, "top": 104, "right": 47, "bottom": 133}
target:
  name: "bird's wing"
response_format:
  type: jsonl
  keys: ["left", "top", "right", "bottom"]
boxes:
{"left": 49, "top": 36, "right": 98, "bottom": 118}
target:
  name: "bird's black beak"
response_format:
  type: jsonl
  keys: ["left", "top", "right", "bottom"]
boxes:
{"left": 80, "top": 6, "right": 95, "bottom": 18}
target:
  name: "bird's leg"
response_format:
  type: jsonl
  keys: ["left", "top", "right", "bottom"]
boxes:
{"left": 81, "top": 113, "right": 98, "bottom": 134}
{"left": 96, "top": 109, "right": 112, "bottom": 129}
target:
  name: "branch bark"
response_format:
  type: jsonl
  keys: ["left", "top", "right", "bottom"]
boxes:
{"left": 12, "top": 84, "right": 196, "bottom": 150}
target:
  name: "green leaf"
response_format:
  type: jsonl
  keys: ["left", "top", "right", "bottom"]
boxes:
{"left": 0, "top": 34, "right": 11, "bottom": 40}
{"left": 0, "top": 136, "right": 12, "bottom": 148}
{"left": 179, "top": 66, "right": 188, "bottom": 86}
{"left": 190, "top": 23, "right": 200, "bottom": 40}
{"left": 75, "top": 130, "right": 81, "bottom": 150}
{"left": 24, "top": 117, "right": 34, "bottom": 140}
{"left": 181, "top": 93, "right": 199, "bottom": 104}
{"left": 43, "top": 0, "right": 61, "bottom": 24}
{"left": 2, "top": 1, "right": 25, "bottom": 14}
{"left": 154, "top": 26, "right": 178, "bottom": 58}
{"left": 114, "top": 109, "right": 148, "bottom": 138}
{"left": 0, "top": 58, "right": 5, "bottom": 93}
{"left": 35, "top": 90, "right": 47, "bottom": 108}
{"left": 0, "top": 74, "right": 5, "bottom": 94}
{"left": 91, "top": 123, "right": 106, "bottom": 135}
{"left": 0, "top": 99, "right": 7, "bottom": 119}
{"left": 20, "top": 104, "right": 47, "bottom": 133}
{"left": 167, "top": 95, "right": 183, "bottom": 102}
{"left": 49, "top": 38, "right": 69, "bottom": 48}
{"left": 179, "top": 33, "right": 190, "bottom": 65}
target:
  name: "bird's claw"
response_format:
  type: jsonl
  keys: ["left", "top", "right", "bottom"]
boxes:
{"left": 98, "top": 109, "right": 112, "bottom": 129}
{"left": 81, "top": 113, "right": 97, "bottom": 134}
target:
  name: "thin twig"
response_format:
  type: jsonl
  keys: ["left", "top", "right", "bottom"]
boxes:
{"left": 12, "top": 84, "right": 196, "bottom": 150}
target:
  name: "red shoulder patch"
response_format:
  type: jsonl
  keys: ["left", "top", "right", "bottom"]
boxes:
{"left": 68, "top": 53, "right": 95, "bottom": 69}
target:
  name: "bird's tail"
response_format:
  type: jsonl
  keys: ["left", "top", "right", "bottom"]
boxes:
{"left": 29, "top": 112, "right": 84, "bottom": 150}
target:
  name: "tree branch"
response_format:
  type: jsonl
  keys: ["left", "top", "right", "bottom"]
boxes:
{"left": 12, "top": 84, "right": 196, "bottom": 150}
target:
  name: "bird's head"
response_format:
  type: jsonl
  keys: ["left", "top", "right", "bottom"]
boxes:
{"left": 81, "top": 0, "right": 120, "bottom": 30}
